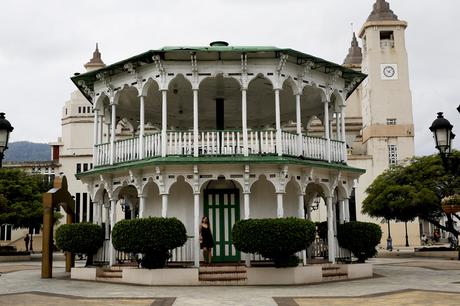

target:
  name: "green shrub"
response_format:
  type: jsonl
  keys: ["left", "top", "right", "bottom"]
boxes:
{"left": 337, "top": 221, "right": 382, "bottom": 263}
{"left": 112, "top": 217, "right": 187, "bottom": 269}
{"left": 55, "top": 223, "right": 104, "bottom": 266}
{"left": 232, "top": 218, "right": 315, "bottom": 267}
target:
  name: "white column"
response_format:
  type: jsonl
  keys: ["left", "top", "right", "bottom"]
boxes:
{"left": 276, "top": 192, "right": 284, "bottom": 218}
{"left": 193, "top": 192, "right": 200, "bottom": 267}
{"left": 344, "top": 198, "right": 350, "bottom": 222}
{"left": 98, "top": 203, "right": 103, "bottom": 225}
{"left": 243, "top": 191, "right": 251, "bottom": 266}
{"left": 335, "top": 112, "right": 340, "bottom": 140}
{"left": 104, "top": 206, "right": 110, "bottom": 239}
{"left": 110, "top": 102, "right": 117, "bottom": 165}
{"left": 243, "top": 192, "right": 250, "bottom": 219}
{"left": 161, "top": 90, "right": 168, "bottom": 157}
{"left": 298, "top": 193, "right": 305, "bottom": 218}
{"left": 109, "top": 199, "right": 117, "bottom": 266}
{"left": 326, "top": 196, "right": 335, "bottom": 263}
{"left": 138, "top": 195, "right": 145, "bottom": 218}
{"left": 295, "top": 94, "right": 302, "bottom": 156}
{"left": 161, "top": 194, "right": 168, "bottom": 217}
{"left": 93, "top": 109, "right": 99, "bottom": 164}
{"left": 99, "top": 113, "right": 104, "bottom": 144}
{"left": 86, "top": 199, "right": 91, "bottom": 222}
{"left": 139, "top": 95, "right": 145, "bottom": 159}
{"left": 339, "top": 199, "right": 345, "bottom": 224}
{"left": 242, "top": 88, "right": 249, "bottom": 156}
{"left": 341, "top": 107, "right": 347, "bottom": 162}
{"left": 193, "top": 89, "right": 199, "bottom": 157}
{"left": 323, "top": 100, "right": 331, "bottom": 162}
{"left": 93, "top": 201, "right": 99, "bottom": 225}
{"left": 275, "top": 89, "right": 282, "bottom": 156}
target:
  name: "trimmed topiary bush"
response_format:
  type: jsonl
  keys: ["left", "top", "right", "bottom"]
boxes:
{"left": 112, "top": 217, "right": 187, "bottom": 269}
{"left": 55, "top": 223, "right": 104, "bottom": 266}
{"left": 337, "top": 221, "right": 382, "bottom": 263}
{"left": 232, "top": 218, "right": 315, "bottom": 267}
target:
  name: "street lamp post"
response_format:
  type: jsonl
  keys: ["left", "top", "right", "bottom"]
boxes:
{"left": 0, "top": 112, "right": 14, "bottom": 168}
{"left": 430, "top": 111, "right": 459, "bottom": 259}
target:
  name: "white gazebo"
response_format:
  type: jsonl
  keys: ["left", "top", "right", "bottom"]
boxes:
{"left": 74, "top": 41, "right": 366, "bottom": 267}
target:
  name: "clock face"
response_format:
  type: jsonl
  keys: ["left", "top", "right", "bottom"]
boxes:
{"left": 383, "top": 66, "right": 395, "bottom": 77}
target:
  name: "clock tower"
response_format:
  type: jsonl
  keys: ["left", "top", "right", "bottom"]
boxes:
{"left": 358, "top": 0, "right": 414, "bottom": 172}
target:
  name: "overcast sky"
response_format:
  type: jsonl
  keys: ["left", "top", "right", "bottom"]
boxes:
{"left": 1, "top": 0, "right": 458, "bottom": 156}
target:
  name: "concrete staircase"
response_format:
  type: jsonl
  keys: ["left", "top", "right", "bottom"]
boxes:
{"left": 321, "top": 264, "right": 348, "bottom": 282}
{"left": 199, "top": 264, "right": 247, "bottom": 285}
{"left": 95, "top": 263, "right": 136, "bottom": 282}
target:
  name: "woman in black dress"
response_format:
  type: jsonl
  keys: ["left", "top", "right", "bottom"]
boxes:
{"left": 200, "top": 216, "right": 214, "bottom": 264}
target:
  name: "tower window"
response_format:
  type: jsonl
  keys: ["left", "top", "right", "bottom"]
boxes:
{"left": 380, "top": 31, "right": 394, "bottom": 48}
{"left": 388, "top": 144, "right": 398, "bottom": 166}
{"left": 387, "top": 118, "right": 397, "bottom": 125}
{"left": 78, "top": 106, "right": 81, "bottom": 113}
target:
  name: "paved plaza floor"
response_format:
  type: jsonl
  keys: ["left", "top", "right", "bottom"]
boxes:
{"left": 1, "top": 256, "right": 460, "bottom": 305}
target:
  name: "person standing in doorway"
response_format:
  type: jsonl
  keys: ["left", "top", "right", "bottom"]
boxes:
{"left": 24, "top": 234, "right": 30, "bottom": 252}
{"left": 200, "top": 216, "right": 214, "bottom": 264}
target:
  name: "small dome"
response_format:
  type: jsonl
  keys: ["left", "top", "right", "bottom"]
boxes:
{"left": 210, "top": 41, "right": 229, "bottom": 47}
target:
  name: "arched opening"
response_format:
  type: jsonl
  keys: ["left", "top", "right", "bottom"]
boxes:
{"left": 284, "top": 178, "right": 300, "bottom": 217}
{"left": 250, "top": 175, "right": 276, "bottom": 218}
{"left": 198, "top": 75, "right": 241, "bottom": 130}
{"left": 116, "top": 185, "right": 139, "bottom": 220}
{"left": 143, "top": 181, "right": 161, "bottom": 217}
{"left": 202, "top": 176, "right": 242, "bottom": 262}
{"left": 168, "top": 74, "right": 193, "bottom": 130}
{"left": 168, "top": 176, "right": 193, "bottom": 234}
{"left": 247, "top": 75, "right": 274, "bottom": 129}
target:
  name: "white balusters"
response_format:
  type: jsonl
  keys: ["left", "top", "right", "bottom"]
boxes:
{"left": 94, "top": 129, "right": 343, "bottom": 167}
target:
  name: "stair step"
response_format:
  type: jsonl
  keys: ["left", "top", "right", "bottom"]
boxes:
{"left": 322, "top": 266, "right": 341, "bottom": 271}
{"left": 199, "top": 265, "right": 247, "bottom": 273}
{"left": 322, "top": 272, "right": 347, "bottom": 277}
{"left": 199, "top": 273, "right": 247, "bottom": 280}
{"left": 199, "top": 279, "right": 247, "bottom": 285}
{"left": 199, "top": 270, "right": 246, "bottom": 275}
{"left": 97, "top": 273, "right": 122, "bottom": 278}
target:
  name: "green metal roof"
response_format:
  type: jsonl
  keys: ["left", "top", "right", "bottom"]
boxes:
{"left": 76, "top": 155, "right": 365, "bottom": 179}
{"left": 71, "top": 44, "right": 366, "bottom": 102}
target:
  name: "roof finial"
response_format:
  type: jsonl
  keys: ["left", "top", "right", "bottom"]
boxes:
{"left": 367, "top": 0, "right": 398, "bottom": 22}
{"left": 84, "top": 43, "right": 106, "bottom": 71}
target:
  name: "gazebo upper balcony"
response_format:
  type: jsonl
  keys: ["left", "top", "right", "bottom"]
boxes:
{"left": 94, "top": 129, "right": 346, "bottom": 167}
{"left": 71, "top": 43, "right": 366, "bottom": 169}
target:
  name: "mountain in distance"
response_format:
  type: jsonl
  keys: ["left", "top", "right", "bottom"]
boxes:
{"left": 3, "top": 141, "right": 51, "bottom": 162}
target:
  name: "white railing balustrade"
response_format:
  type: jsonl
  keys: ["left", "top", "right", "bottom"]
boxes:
{"left": 95, "top": 143, "right": 110, "bottom": 166}
{"left": 167, "top": 131, "right": 194, "bottom": 155}
{"left": 144, "top": 132, "right": 161, "bottom": 158}
{"left": 302, "top": 135, "right": 327, "bottom": 160}
{"left": 169, "top": 236, "right": 194, "bottom": 263}
{"left": 114, "top": 137, "right": 139, "bottom": 163}
{"left": 94, "top": 129, "right": 347, "bottom": 167}
{"left": 281, "top": 131, "right": 298, "bottom": 156}
{"left": 330, "top": 140, "right": 345, "bottom": 162}
{"left": 259, "top": 130, "right": 276, "bottom": 154}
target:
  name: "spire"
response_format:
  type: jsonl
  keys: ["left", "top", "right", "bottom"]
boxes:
{"left": 343, "top": 32, "right": 362, "bottom": 67}
{"left": 367, "top": 0, "right": 398, "bottom": 22}
{"left": 84, "top": 43, "right": 106, "bottom": 71}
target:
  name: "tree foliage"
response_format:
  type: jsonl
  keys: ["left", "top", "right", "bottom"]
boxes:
{"left": 337, "top": 221, "right": 382, "bottom": 263}
{"left": 0, "top": 169, "right": 52, "bottom": 231}
{"left": 112, "top": 217, "right": 187, "bottom": 269}
{"left": 55, "top": 223, "right": 104, "bottom": 266}
{"left": 232, "top": 218, "right": 316, "bottom": 267}
{"left": 362, "top": 151, "right": 460, "bottom": 236}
